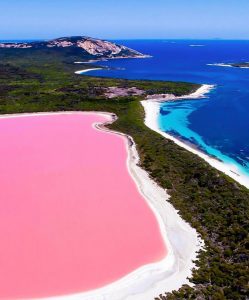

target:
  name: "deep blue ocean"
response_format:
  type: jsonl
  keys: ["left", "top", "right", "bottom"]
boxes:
{"left": 89, "top": 40, "right": 249, "bottom": 177}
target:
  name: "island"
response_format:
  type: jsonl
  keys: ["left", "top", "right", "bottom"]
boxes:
{"left": 230, "top": 62, "right": 249, "bottom": 68}
{"left": 208, "top": 62, "right": 249, "bottom": 68}
{"left": 0, "top": 36, "right": 248, "bottom": 300}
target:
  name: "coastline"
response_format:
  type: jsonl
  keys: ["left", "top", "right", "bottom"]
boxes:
{"left": 0, "top": 111, "right": 202, "bottom": 300}
{"left": 74, "top": 68, "right": 103, "bottom": 74}
{"left": 142, "top": 85, "right": 249, "bottom": 189}
{"left": 74, "top": 55, "right": 152, "bottom": 75}
{"left": 74, "top": 55, "right": 152, "bottom": 66}
{"left": 207, "top": 63, "right": 249, "bottom": 69}
{"left": 146, "top": 84, "right": 214, "bottom": 101}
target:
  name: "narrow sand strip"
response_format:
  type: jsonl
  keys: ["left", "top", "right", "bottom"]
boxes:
{"left": 142, "top": 85, "right": 249, "bottom": 189}
{"left": 74, "top": 68, "right": 102, "bottom": 74}
{"left": 0, "top": 111, "right": 202, "bottom": 300}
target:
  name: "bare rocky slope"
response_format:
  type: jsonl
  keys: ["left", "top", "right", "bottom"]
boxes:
{"left": 0, "top": 36, "right": 148, "bottom": 59}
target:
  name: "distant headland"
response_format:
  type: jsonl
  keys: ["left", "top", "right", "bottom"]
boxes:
{"left": 230, "top": 62, "right": 249, "bottom": 68}
{"left": 0, "top": 36, "right": 150, "bottom": 60}
{"left": 208, "top": 62, "right": 249, "bottom": 68}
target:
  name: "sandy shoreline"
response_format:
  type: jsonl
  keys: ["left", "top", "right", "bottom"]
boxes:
{"left": 74, "top": 68, "right": 103, "bottom": 74}
{"left": 146, "top": 84, "right": 214, "bottom": 101}
{"left": 142, "top": 85, "right": 249, "bottom": 189}
{"left": 74, "top": 55, "right": 152, "bottom": 68}
{"left": 0, "top": 111, "right": 202, "bottom": 300}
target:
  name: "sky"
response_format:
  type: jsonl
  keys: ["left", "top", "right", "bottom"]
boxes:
{"left": 0, "top": 0, "right": 249, "bottom": 40}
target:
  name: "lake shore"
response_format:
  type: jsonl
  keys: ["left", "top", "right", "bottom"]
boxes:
{"left": 0, "top": 111, "right": 202, "bottom": 300}
{"left": 142, "top": 85, "right": 249, "bottom": 189}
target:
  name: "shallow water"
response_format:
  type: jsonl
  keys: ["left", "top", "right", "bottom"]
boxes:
{"left": 0, "top": 113, "right": 166, "bottom": 299}
{"left": 90, "top": 40, "right": 249, "bottom": 178}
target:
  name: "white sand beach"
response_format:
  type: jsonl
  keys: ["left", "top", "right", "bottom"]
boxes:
{"left": 0, "top": 112, "right": 202, "bottom": 300}
{"left": 74, "top": 68, "right": 102, "bottom": 74}
{"left": 142, "top": 85, "right": 249, "bottom": 189}
{"left": 146, "top": 84, "right": 214, "bottom": 101}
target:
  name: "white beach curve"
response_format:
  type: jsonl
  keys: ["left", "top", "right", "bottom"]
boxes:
{"left": 142, "top": 85, "right": 249, "bottom": 189}
{"left": 0, "top": 111, "right": 202, "bottom": 300}
{"left": 74, "top": 68, "right": 102, "bottom": 74}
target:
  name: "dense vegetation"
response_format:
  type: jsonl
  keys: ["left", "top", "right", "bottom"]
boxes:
{"left": 0, "top": 49, "right": 248, "bottom": 300}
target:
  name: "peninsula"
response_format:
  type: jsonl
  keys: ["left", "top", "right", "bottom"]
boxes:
{"left": 0, "top": 36, "right": 148, "bottom": 60}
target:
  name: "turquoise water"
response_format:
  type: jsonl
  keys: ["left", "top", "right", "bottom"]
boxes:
{"left": 82, "top": 40, "right": 249, "bottom": 180}
{"left": 158, "top": 98, "right": 249, "bottom": 177}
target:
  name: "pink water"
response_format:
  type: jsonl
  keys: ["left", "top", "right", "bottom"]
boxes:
{"left": 0, "top": 113, "right": 167, "bottom": 299}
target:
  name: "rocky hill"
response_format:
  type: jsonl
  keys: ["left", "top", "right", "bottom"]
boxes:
{"left": 0, "top": 36, "right": 148, "bottom": 59}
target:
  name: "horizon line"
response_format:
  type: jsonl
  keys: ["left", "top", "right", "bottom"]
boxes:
{"left": 1, "top": 37, "right": 249, "bottom": 42}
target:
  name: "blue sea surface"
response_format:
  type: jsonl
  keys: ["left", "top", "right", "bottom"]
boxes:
{"left": 90, "top": 40, "right": 249, "bottom": 177}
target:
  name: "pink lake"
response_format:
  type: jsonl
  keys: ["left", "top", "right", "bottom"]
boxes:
{"left": 0, "top": 113, "right": 166, "bottom": 299}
